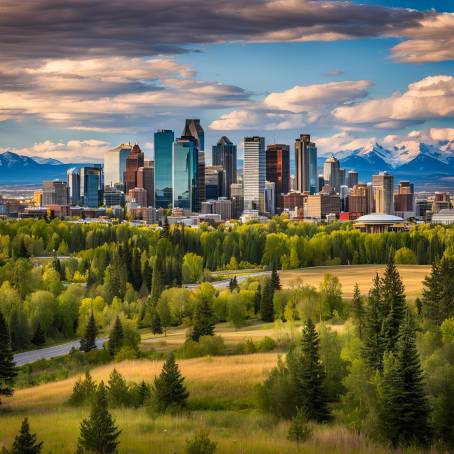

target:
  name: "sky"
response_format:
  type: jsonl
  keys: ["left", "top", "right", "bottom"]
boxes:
{"left": 0, "top": 0, "right": 453, "bottom": 163}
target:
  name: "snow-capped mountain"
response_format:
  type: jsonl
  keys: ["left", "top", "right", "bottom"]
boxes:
{"left": 31, "top": 156, "right": 64, "bottom": 166}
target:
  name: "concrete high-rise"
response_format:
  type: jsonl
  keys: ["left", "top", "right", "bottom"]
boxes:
{"left": 243, "top": 136, "right": 265, "bottom": 212}
{"left": 372, "top": 171, "right": 394, "bottom": 214}
{"left": 42, "top": 180, "right": 68, "bottom": 206}
{"left": 104, "top": 144, "right": 131, "bottom": 188}
{"left": 154, "top": 130, "right": 174, "bottom": 209}
{"left": 212, "top": 136, "right": 237, "bottom": 197}
{"left": 394, "top": 181, "right": 415, "bottom": 215}
{"left": 266, "top": 144, "right": 290, "bottom": 213}
{"left": 348, "top": 183, "right": 374, "bottom": 215}
{"left": 137, "top": 165, "right": 154, "bottom": 207}
{"left": 123, "top": 144, "right": 144, "bottom": 193}
{"left": 323, "top": 155, "right": 342, "bottom": 193}
{"left": 346, "top": 170, "right": 359, "bottom": 189}
{"left": 295, "top": 134, "right": 317, "bottom": 194}
{"left": 67, "top": 168, "right": 80, "bottom": 205}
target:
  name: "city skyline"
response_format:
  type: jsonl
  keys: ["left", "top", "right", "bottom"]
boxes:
{"left": 0, "top": 0, "right": 452, "bottom": 163}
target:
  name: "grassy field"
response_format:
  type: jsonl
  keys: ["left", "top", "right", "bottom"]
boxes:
{"left": 280, "top": 264, "right": 431, "bottom": 298}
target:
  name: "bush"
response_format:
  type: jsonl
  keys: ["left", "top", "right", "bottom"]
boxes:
{"left": 287, "top": 410, "right": 312, "bottom": 445}
{"left": 114, "top": 346, "right": 139, "bottom": 362}
{"left": 257, "top": 336, "right": 277, "bottom": 352}
{"left": 186, "top": 431, "right": 217, "bottom": 454}
{"left": 177, "top": 336, "right": 225, "bottom": 359}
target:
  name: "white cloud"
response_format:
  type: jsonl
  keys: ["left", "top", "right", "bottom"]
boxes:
{"left": 314, "top": 132, "right": 377, "bottom": 155}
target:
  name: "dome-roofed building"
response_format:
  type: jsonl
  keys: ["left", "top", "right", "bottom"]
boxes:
{"left": 354, "top": 213, "right": 407, "bottom": 233}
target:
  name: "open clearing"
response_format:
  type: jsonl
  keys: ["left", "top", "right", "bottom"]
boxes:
{"left": 279, "top": 264, "right": 431, "bottom": 298}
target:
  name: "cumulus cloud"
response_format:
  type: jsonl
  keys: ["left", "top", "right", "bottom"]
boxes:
{"left": 383, "top": 128, "right": 454, "bottom": 146}
{"left": 314, "top": 132, "right": 378, "bottom": 155}
{"left": 332, "top": 75, "right": 454, "bottom": 128}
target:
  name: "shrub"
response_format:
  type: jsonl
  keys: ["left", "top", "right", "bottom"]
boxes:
{"left": 257, "top": 336, "right": 277, "bottom": 352}
{"left": 177, "top": 336, "right": 225, "bottom": 359}
{"left": 186, "top": 431, "right": 217, "bottom": 454}
{"left": 287, "top": 410, "right": 312, "bottom": 445}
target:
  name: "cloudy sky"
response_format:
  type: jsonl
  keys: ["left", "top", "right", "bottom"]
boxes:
{"left": 0, "top": 0, "right": 453, "bottom": 162}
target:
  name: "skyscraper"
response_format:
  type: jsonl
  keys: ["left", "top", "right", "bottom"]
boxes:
{"left": 205, "top": 165, "right": 224, "bottom": 200}
{"left": 243, "top": 136, "right": 265, "bottom": 212}
{"left": 212, "top": 136, "right": 237, "bottom": 198}
{"left": 172, "top": 137, "right": 198, "bottom": 212}
{"left": 137, "top": 165, "right": 154, "bottom": 207}
{"left": 394, "top": 181, "right": 415, "bottom": 214}
{"left": 154, "top": 129, "right": 174, "bottom": 210}
{"left": 323, "top": 155, "right": 342, "bottom": 193}
{"left": 80, "top": 165, "right": 103, "bottom": 208}
{"left": 346, "top": 170, "right": 359, "bottom": 189}
{"left": 266, "top": 144, "right": 290, "bottom": 213}
{"left": 42, "top": 180, "right": 68, "bottom": 206}
{"left": 348, "top": 183, "right": 374, "bottom": 215}
{"left": 104, "top": 144, "right": 131, "bottom": 188}
{"left": 372, "top": 171, "right": 394, "bottom": 214}
{"left": 67, "top": 167, "right": 80, "bottom": 205}
{"left": 264, "top": 181, "right": 276, "bottom": 216}
{"left": 123, "top": 144, "right": 144, "bottom": 193}
{"left": 295, "top": 134, "right": 317, "bottom": 194}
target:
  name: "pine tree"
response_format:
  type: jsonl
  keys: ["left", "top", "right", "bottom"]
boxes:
{"left": 77, "top": 382, "right": 121, "bottom": 454}
{"left": 107, "top": 369, "right": 130, "bottom": 408}
{"left": 150, "top": 308, "right": 163, "bottom": 335}
{"left": 351, "top": 283, "right": 365, "bottom": 339}
{"left": 253, "top": 284, "right": 261, "bottom": 315}
{"left": 80, "top": 312, "right": 98, "bottom": 352}
{"left": 152, "top": 353, "right": 189, "bottom": 412}
{"left": 191, "top": 297, "right": 215, "bottom": 342}
{"left": 228, "top": 276, "right": 238, "bottom": 292}
{"left": 8, "top": 418, "right": 43, "bottom": 454}
{"left": 52, "top": 256, "right": 65, "bottom": 281}
{"left": 69, "top": 371, "right": 97, "bottom": 407}
{"left": 270, "top": 266, "right": 281, "bottom": 291}
{"left": 0, "top": 311, "right": 17, "bottom": 404}
{"left": 260, "top": 278, "right": 274, "bottom": 322}
{"left": 160, "top": 216, "right": 170, "bottom": 239}
{"left": 31, "top": 323, "right": 46, "bottom": 346}
{"left": 136, "top": 380, "right": 151, "bottom": 406}
{"left": 292, "top": 318, "right": 330, "bottom": 422}
{"left": 107, "top": 316, "right": 124, "bottom": 356}
{"left": 150, "top": 256, "right": 165, "bottom": 303}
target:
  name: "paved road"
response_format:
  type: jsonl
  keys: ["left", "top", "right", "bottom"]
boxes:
{"left": 184, "top": 271, "right": 270, "bottom": 289}
{"left": 14, "top": 338, "right": 106, "bottom": 366}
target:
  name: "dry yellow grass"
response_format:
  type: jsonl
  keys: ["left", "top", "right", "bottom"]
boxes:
{"left": 280, "top": 264, "right": 430, "bottom": 298}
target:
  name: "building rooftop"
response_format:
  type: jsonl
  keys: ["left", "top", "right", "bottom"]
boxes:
{"left": 355, "top": 213, "right": 404, "bottom": 224}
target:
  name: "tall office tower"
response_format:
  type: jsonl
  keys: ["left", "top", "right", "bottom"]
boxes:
{"left": 323, "top": 155, "right": 342, "bottom": 193}
{"left": 339, "top": 185, "right": 349, "bottom": 211}
{"left": 123, "top": 144, "right": 144, "bottom": 193}
{"left": 346, "top": 170, "right": 358, "bottom": 189}
{"left": 264, "top": 181, "right": 276, "bottom": 216}
{"left": 80, "top": 165, "right": 103, "bottom": 208}
{"left": 372, "top": 171, "right": 394, "bottom": 214}
{"left": 339, "top": 169, "right": 346, "bottom": 187}
{"left": 318, "top": 175, "right": 325, "bottom": 192}
{"left": 266, "top": 144, "right": 290, "bottom": 213}
{"left": 104, "top": 186, "right": 125, "bottom": 207}
{"left": 295, "top": 134, "right": 317, "bottom": 194}
{"left": 243, "top": 136, "right": 266, "bottom": 211}
{"left": 172, "top": 137, "right": 198, "bottom": 213}
{"left": 137, "top": 166, "right": 154, "bottom": 207}
{"left": 230, "top": 182, "right": 244, "bottom": 218}
{"left": 42, "top": 180, "right": 68, "bottom": 206}
{"left": 154, "top": 130, "right": 174, "bottom": 210}
{"left": 348, "top": 183, "right": 374, "bottom": 215}
{"left": 104, "top": 144, "right": 131, "bottom": 188}
{"left": 182, "top": 119, "right": 205, "bottom": 209}
{"left": 205, "top": 165, "right": 224, "bottom": 200}
{"left": 212, "top": 136, "right": 237, "bottom": 197}
{"left": 128, "top": 187, "right": 147, "bottom": 207}
{"left": 394, "top": 181, "right": 415, "bottom": 213}
{"left": 67, "top": 168, "right": 81, "bottom": 205}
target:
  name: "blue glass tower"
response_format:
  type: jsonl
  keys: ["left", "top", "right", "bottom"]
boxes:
{"left": 154, "top": 129, "right": 174, "bottom": 209}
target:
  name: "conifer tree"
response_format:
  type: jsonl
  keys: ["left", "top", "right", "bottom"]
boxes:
{"left": 9, "top": 308, "right": 29, "bottom": 351}
{"left": 351, "top": 283, "right": 365, "bottom": 339}
{"left": 260, "top": 278, "right": 274, "bottom": 322}
{"left": 136, "top": 380, "right": 151, "bottom": 406}
{"left": 150, "top": 256, "right": 165, "bottom": 303}
{"left": 150, "top": 308, "right": 163, "bottom": 335}
{"left": 77, "top": 382, "right": 121, "bottom": 454}
{"left": 0, "top": 311, "right": 17, "bottom": 404}
{"left": 107, "top": 316, "right": 124, "bottom": 356}
{"left": 191, "top": 297, "right": 215, "bottom": 342}
{"left": 107, "top": 369, "right": 130, "bottom": 408}
{"left": 228, "top": 276, "right": 238, "bottom": 292}
{"left": 270, "top": 266, "right": 281, "bottom": 291}
{"left": 152, "top": 353, "right": 189, "bottom": 412}
{"left": 31, "top": 323, "right": 46, "bottom": 346}
{"left": 8, "top": 418, "right": 43, "bottom": 454}
{"left": 80, "top": 312, "right": 97, "bottom": 352}
{"left": 52, "top": 256, "right": 65, "bottom": 281}
{"left": 69, "top": 371, "right": 97, "bottom": 407}
{"left": 292, "top": 318, "right": 330, "bottom": 422}
{"left": 253, "top": 284, "right": 261, "bottom": 315}
{"left": 160, "top": 216, "right": 170, "bottom": 239}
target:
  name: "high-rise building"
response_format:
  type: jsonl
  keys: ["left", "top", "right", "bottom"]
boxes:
{"left": 264, "top": 181, "right": 276, "bottom": 216}
{"left": 80, "top": 165, "right": 103, "bottom": 208}
{"left": 212, "top": 136, "right": 237, "bottom": 197}
{"left": 348, "top": 183, "right": 374, "bottom": 215}
{"left": 305, "top": 192, "right": 341, "bottom": 220}
{"left": 205, "top": 165, "right": 224, "bottom": 200}
{"left": 394, "top": 181, "right": 415, "bottom": 214}
{"left": 318, "top": 175, "right": 325, "bottom": 193}
{"left": 67, "top": 168, "right": 81, "bottom": 205}
{"left": 128, "top": 187, "right": 147, "bottom": 207}
{"left": 346, "top": 170, "right": 359, "bottom": 188}
{"left": 123, "top": 144, "right": 144, "bottom": 193}
{"left": 42, "top": 180, "right": 68, "bottom": 206}
{"left": 137, "top": 165, "right": 154, "bottom": 207}
{"left": 104, "top": 144, "right": 131, "bottom": 188}
{"left": 266, "top": 144, "right": 290, "bottom": 213}
{"left": 433, "top": 192, "right": 451, "bottom": 213}
{"left": 243, "top": 136, "right": 265, "bottom": 212}
{"left": 339, "top": 185, "right": 349, "bottom": 211}
{"left": 154, "top": 130, "right": 174, "bottom": 210}
{"left": 172, "top": 137, "right": 198, "bottom": 212}
{"left": 295, "top": 134, "right": 317, "bottom": 194}
{"left": 323, "top": 155, "right": 342, "bottom": 193}
{"left": 372, "top": 171, "right": 394, "bottom": 214}
{"left": 201, "top": 198, "right": 232, "bottom": 221}
{"left": 104, "top": 186, "right": 125, "bottom": 207}
{"left": 230, "top": 182, "right": 244, "bottom": 218}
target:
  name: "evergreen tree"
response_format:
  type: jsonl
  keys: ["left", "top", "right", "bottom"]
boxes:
{"left": 77, "top": 382, "right": 121, "bottom": 454}
{"left": 260, "top": 278, "right": 274, "bottom": 322}
{"left": 292, "top": 318, "right": 330, "bottom": 422}
{"left": 0, "top": 311, "right": 17, "bottom": 404}
{"left": 150, "top": 256, "right": 165, "bottom": 303}
{"left": 136, "top": 380, "right": 151, "bottom": 407}
{"left": 191, "top": 297, "right": 215, "bottom": 342}
{"left": 152, "top": 353, "right": 189, "bottom": 412}
{"left": 415, "top": 297, "right": 423, "bottom": 317}
{"left": 379, "top": 313, "right": 432, "bottom": 447}
{"left": 150, "top": 307, "right": 163, "bottom": 335}
{"left": 160, "top": 216, "right": 170, "bottom": 239}
{"left": 270, "top": 266, "right": 281, "bottom": 291}
{"left": 228, "top": 276, "right": 238, "bottom": 292}
{"left": 69, "top": 371, "right": 97, "bottom": 407}
{"left": 107, "top": 316, "right": 124, "bottom": 356}
{"left": 9, "top": 308, "right": 29, "bottom": 351}
{"left": 351, "top": 283, "right": 365, "bottom": 339}
{"left": 51, "top": 256, "right": 65, "bottom": 281}
{"left": 253, "top": 284, "right": 261, "bottom": 315}
{"left": 31, "top": 323, "right": 46, "bottom": 346}
{"left": 107, "top": 369, "right": 130, "bottom": 407}
{"left": 80, "top": 312, "right": 98, "bottom": 352}
{"left": 8, "top": 418, "right": 43, "bottom": 454}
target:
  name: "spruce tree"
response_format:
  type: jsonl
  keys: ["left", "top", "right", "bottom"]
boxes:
{"left": 107, "top": 316, "right": 124, "bottom": 356}
{"left": 152, "top": 353, "right": 189, "bottom": 412}
{"left": 9, "top": 418, "right": 43, "bottom": 454}
{"left": 0, "top": 311, "right": 17, "bottom": 404}
{"left": 150, "top": 256, "right": 165, "bottom": 303}
{"left": 229, "top": 276, "right": 238, "bottom": 292}
{"left": 270, "top": 266, "right": 281, "bottom": 291}
{"left": 77, "top": 382, "right": 121, "bottom": 454}
{"left": 260, "top": 278, "right": 274, "bottom": 322}
{"left": 80, "top": 312, "right": 98, "bottom": 352}
{"left": 107, "top": 369, "right": 130, "bottom": 408}
{"left": 351, "top": 283, "right": 365, "bottom": 339}
{"left": 292, "top": 318, "right": 330, "bottom": 422}
{"left": 191, "top": 297, "right": 215, "bottom": 342}
{"left": 150, "top": 308, "right": 163, "bottom": 335}
{"left": 31, "top": 323, "right": 46, "bottom": 346}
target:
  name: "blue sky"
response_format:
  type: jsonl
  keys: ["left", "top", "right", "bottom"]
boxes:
{"left": 0, "top": 0, "right": 452, "bottom": 162}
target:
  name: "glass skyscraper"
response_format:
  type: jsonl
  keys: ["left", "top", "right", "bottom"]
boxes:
{"left": 212, "top": 136, "right": 237, "bottom": 198}
{"left": 80, "top": 165, "right": 103, "bottom": 208}
{"left": 154, "top": 129, "right": 174, "bottom": 209}
{"left": 172, "top": 137, "right": 198, "bottom": 212}
{"left": 295, "top": 134, "right": 317, "bottom": 195}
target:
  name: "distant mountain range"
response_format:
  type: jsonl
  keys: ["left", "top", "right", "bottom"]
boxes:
{"left": 0, "top": 152, "right": 93, "bottom": 184}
